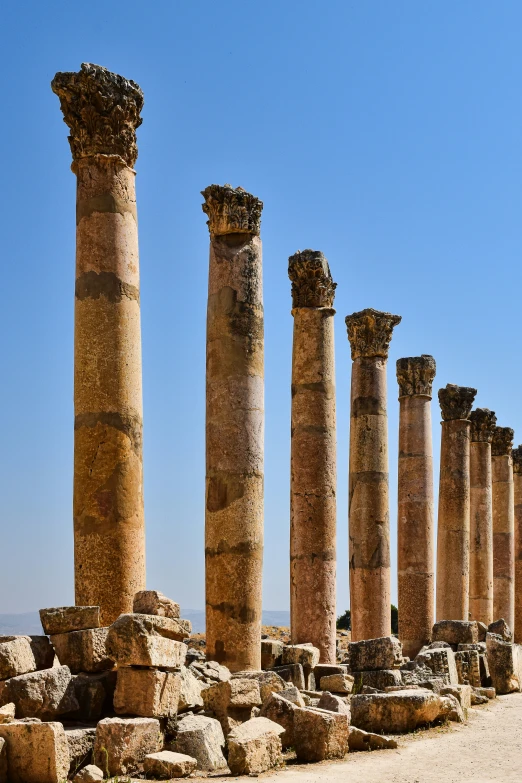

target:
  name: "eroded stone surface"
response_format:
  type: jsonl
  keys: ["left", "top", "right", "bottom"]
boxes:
{"left": 73, "top": 765, "right": 103, "bottom": 783}
{"left": 349, "top": 636, "right": 403, "bottom": 672}
{"left": 227, "top": 717, "right": 284, "bottom": 776}
{"left": 168, "top": 714, "right": 226, "bottom": 772}
{"left": 106, "top": 614, "right": 187, "bottom": 669}
{"left": 348, "top": 725, "right": 397, "bottom": 751}
{"left": 486, "top": 633, "right": 522, "bottom": 694}
{"left": 351, "top": 689, "right": 452, "bottom": 733}
{"left": 66, "top": 727, "right": 96, "bottom": 777}
{"left": 114, "top": 667, "right": 180, "bottom": 717}
{"left": 1, "top": 665, "right": 78, "bottom": 720}
{"left": 0, "top": 637, "right": 36, "bottom": 681}
{"left": 0, "top": 720, "right": 70, "bottom": 783}
{"left": 133, "top": 591, "right": 180, "bottom": 619}
{"left": 50, "top": 628, "right": 113, "bottom": 674}
{"left": 40, "top": 607, "right": 100, "bottom": 636}
{"left": 259, "top": 692, "right": 298, "bottom": 748}
{"left": 320, "top": 673, "right": 354, "bottom": 694}
{"left": 94, "top": 717, "right": 162, "bottom": 777}
{"left": 432, "top": 620, "right": 478, "bottom": 646}
{"left": 294, "top": 706, "right": 349, "bottom": 762}
{"left": 261, "top": 639, "right": 283, "bottom": 669}
{"left": 144, "top": 750, "right": 197, "bottom": 779}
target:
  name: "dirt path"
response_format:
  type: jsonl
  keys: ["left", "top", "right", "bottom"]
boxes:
{"left": 259, "top": 692, "right": 522, "bottom": 783}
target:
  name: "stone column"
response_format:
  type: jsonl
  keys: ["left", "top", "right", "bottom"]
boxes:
{"left": 396, "top": 355, "right": 436, "bottom": 659}
{"left": 469, "top": 408, "right": 496, "bottom": 626}
{"left": 346, "top": 309, "right": 401, "bottom": 641}
{"left": 436, "top": 384, "right": 476, "bottom": 621}
{"left": 512, "top": 446, "right": 522, "bottom": 643}
{"left": 491, "top": 426, "right": 515, "bottom": 630}
{"left": 288, "top": 250, "right": 337, "bottom": 664}
{"left": 202, "top": 185, "right": 264, "bottom": 672}
{"left": 52, "top": 64, "right": 145, "bottom": 625}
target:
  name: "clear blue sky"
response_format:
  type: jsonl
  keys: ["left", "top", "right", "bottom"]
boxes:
{"left": 1, "top": 1, "right": 521, "bottom": 616}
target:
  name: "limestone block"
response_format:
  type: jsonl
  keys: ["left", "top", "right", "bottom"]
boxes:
{"left": 0, "top": 704, "right": 15, "bottom": 724}
{"left": 50, "top": 628, "right": 113, "bottom": 673}
{"left": 0, "top": 721, "right": 70, "bottom": 783}
{"left": 432, "top": 620, "right": 478, "bottom": 646}
{"left": 1, "top": 665, "right": 79, "bottom": 720}
{"left": 94, "top": 717, "right": 162, "bottom": 777}
{"left": 293, "top": 706, "right": 349, "bottom": 762}
{"left": 272, "top": 663, "right": 305, "bottom": 690}
{"left": 348, "top": 725, "right": 398, "bottom": 751}
{"left": 40, "top": 606, "right": 100, "bottom": 636}
{"left": 178, "top": 666, "right": 204, "bottom": 712}
{"left": 486, "top": 633, "right": 522, "bottom": 694}
{"left": 477, "top": 622, "right": 488, "bottom": 642}
{"left": 470, "top": 689, "right": 489, "bottom": 705}
{"left": 66, "top": 727, "right": 96, "bottom": 776}
{"left": 351, "top": 689, "right": 453, "bottom": 733}
{"left": 168, "top": 714, "right": 226, "bottom": 771}
{"left": 144, "top": 749, "right": 197, "bottom": 778}
{"left": 320, "top": 673, "right": 354, "bottom": 694}
{"left": 314, "top": 664, "right": 348, "bottom": 683}
{"left": 279, "top": 685, "right": 305, "bottom": 706}
{"left": 488, "top": 618, "right": 512, "bottom": 641}
{"left": 455, "top": 650, "right": 482, "bottom": 687}
{"left": 259, "top": 692, "right": 298, "bottom": 748}
{"left": 349, "top": 636, "right": 403, "bottom": 672}
{"left": 317, "top": 691, "right": 351, "bottom": 716}
{"left": 282, "top": 643, "right": 320, "bottom": 670}
{"left": 232, "top": 670, "right": 286, "bottom": 702}
{"left": 475, "top": 686, "right": 496, "bottom": 699}
{"left": 415, "top": 647, "right": 458, "bottom": 685}
{"left": 0, "top": 637, "right": 36, "bottom": 680}
{"left": 440, "top": 694, "right": 465, "bottom": 722}
{"left": 202, "top": 677, "right": 261, "bottom": 714}
{"left": 261, "top": 638, "right": 283, "bottom": 669}
{"left": 114, "top": 667, "right": 180, "bottom": 717}
{"left": 106, "top": 614, "right": 188, "bottom": 668}
{"left": 133, "top": 590, "right": 180, "bottom": 619}
{"left": 73, "top": 765, "right": 103, "bottom": 782}
{"left": 352, "top": 669, "right": 403, "bottom": 691}
{"left": 227, "top": 717, "right": 284, "bottom": 776}
{"left": 66, "top": 670, "right": 116, "bottom": 722}
{"left": 28, "top": 636, "right": 55, "bottom": 671}
{"left": 440, "top": 684, "right": 472, "bottom": 710}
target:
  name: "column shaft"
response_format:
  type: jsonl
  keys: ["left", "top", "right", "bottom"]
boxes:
{"left": 469, "top": 441, "right": 494, "bottom": 624}
{"left": 203, "top": 186, "right": 264, "bottom": 672}
{"left": 492, "top": 453, "right": 514, "bottom": 629}
{"left": 513, "top": 447, "right": 522, "bottom": 643}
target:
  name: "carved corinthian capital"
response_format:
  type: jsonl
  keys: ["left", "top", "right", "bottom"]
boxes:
{"left": 491, "top": 426, "right": 515, "bottom": 457}
{"left": 469, "top": 408, "right": 497, "bottom": 442}
{"left": 345, "top": 308, "right": 401, "bottom": 360}
{"left": 396, "top": 355, "right": 436, "bottom": 397}
{"left": 288, "top": 250, "right": 336, "bottom": 308}
{"left": 512, "top": 445, "right": 522, "bottom": 474}
{"left": 201, "top": 184, "right": 263, "bottom": 236}
{"left": 438, "top": 384, "right": 477, "bottom": 421}
{"left": 51, "top": 62, "right": 144, "bottom": 167}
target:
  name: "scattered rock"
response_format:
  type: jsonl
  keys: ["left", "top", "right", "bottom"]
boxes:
{"left": 486, "top": 633, "right": 522, "bottom": 694}
{"left": 168, "top": 714, "right": 227, "bottom": 771}
{"left": 475, "top": 686, "right": 496, "bottom": 699}
{"left": 440, "top": 694, "right": 465, "bottom": 722}
{"left": 1, "top": 665, "right": 79, "bottom": 720}
{"left": 133, "top": 590, "right": 180, "bottom": 619}
{"left": 455, "top": 649, "right": 482, "bottom": 687}
{"left": 317, "top": 691, "right": 351, "bottom": 716}
{"left": 415, "top": 646, "right": 458, "bottom": 685}
{"left": 272, "top": 663, "right": 305, "bottom": 690}
{"left": 349, "top": 636, "right": 403, "bottom": 672}
{"left": 261, "top": 639, "right": 284, "bottom": 669}
{"left": 94, "top": 716, "right": 162, "bottom": 777}
{"left": 39, "top": 606, "right": 100, "bottom": 636}
{"left": 227, "top": 717, "right": 284, "bottom": 776}
{"left": 0, "top": 637, "right": 36, "bottom": 680}
{"left": 440, "top": 684, "right": 471, "bottom": 710}
{"left": 259, "top": 691, "right": 298, "bottom": 748}
{"left": 314, "top": 664, "right": 347, "bottom": 682}
{"left": 232, "top": 670, "right": 287, "bottom": 702}
{"left": 352, "top": 669, "right": 403, "bottom": 691}
{"left": 488, "top": 619, "right": 512, "bottom": 642}
{"left": 432, "top": 620, "right": 478, "bottom": 646}
{"left": 106, "top": 615, "right": 188, "bottom": 669}
{"left": 320, "top": 673, "right": 354, "bottom": 694}
{"left": 50, "top": 629, "right": 113, "bottom": 674}
{"left": 351, "top": 689, "right": 453, "bottom": 733}
{"left": 202, "top": 678, "right": 262, "bottom": 735}
{"left": 144, "top": 749, "right": 197, "bottom": 778}
{"left": 294, "top": 706, "right": 349, "bottom": 762}
{"left": 178, "top": 666, "right": 204, "bottom": 712}
{"left": 471, "top": 689, "right": 489, "bottom": 705}
{"left": 348, "top": 725, "right": 398, "bottom": 751}
{"left": 278, "top": 685, "right": 305, "bottom": 706}
{"left": 0, "top": 720, "right": 70, "bottom": 783}
{"left": 73, "top": 764, "right": 103, "bottom": 782}
{"left": 114, "top": 666, "right": 181, "bottom": 717}
{"left": 282, "top": 643, "right": 320, "bottom": 670}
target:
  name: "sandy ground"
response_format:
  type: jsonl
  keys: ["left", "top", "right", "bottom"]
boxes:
{"left": 195, "top": 693, "right": 522, "bottom": 783}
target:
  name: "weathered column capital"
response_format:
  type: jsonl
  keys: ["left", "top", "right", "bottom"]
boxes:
{"left": 201, "top": 184, "right": 263, "bottom": 237}
{"left": 51, "top": 62, "right": 144, "bottom": 167}
{"left": 491, "top": 426, "right": 514, "bottom": 457}
{"left": 288, "top": 249, "right": 336, "bottom": 308}
{"left": 345, "top": 308, "right": 401, "bottom": 360}
{"left": 438, "top": 384, "right": 476, "bottom": 421}
{"left": 512, "top": 446, "right": 522, "bottom": 474}
{"left": 396, "top": 355, "right": 436, "bottom": 397}
{"left": 469, "top": 408, "right": 497, "bottom": 442}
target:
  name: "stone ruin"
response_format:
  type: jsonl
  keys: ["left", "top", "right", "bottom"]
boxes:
{"left": 0, "top": 60, "right": 521, "bottom": 779}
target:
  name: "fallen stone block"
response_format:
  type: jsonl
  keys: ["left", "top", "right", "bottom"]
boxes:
{"left": 455, "top": 650, "right": 481, "bottom": 687}
{"left": 294, "top": 706, "right": 349, "bottom": 762}
{"left": 73, "top": 764, "right": 103, "bottom": 782}
{"left": 232, "top": 670, "right": 286, "bottom": 702}
{"left": 106, "top": 614, "right": 188, "bottom": 669}
{"left": 488, "top": 619, "right": 512, "bottom": 641}
{"left": 475, "top": 686, "right": 496, "bottom": 699}
{"left": 415, "top": 646, "right": 458, "bottom": 685}
{"left": 349, "top": 636, "right": 403, "bottom": 672}
{"left": 168, "top": 714, "right": 227, "bottom": 771}
{"left": 314, "top": 664, "right": 348, "bottom": 683}
{"left": 261, "top": 638, "right": 284, "bottom": 669}
{"left": 66, "top": 726, "right": 96, "bottom": 777}
{"left": 94, "top": 717, "right": 162, "bottom": 777}
{"left": 440, "top": 684, "right": 471, "bottom": 710}
{"left": 178, "top": 666, "right": 204, "bottom": 712}
{"left": 39, "top": 606, "right": 100, "bottom": 636}
{"left": 0, "top": 704, "right": 15, "bottom": 724}
{"left": 278, "top": 685, "right": 305, "bottom": 706}
{"left": 351, "top": 689, "right": 453, "bottom": 733}
{"left": 28, "top": 636, "right": 56, "bottom": 671}
{"left": 114, "top": 666, "right": 180, "bottom": 717}
{"left": 50, "top": 629, "right": 113, "bottom": 674}
{"left": 348, "top": 725, "right": 397, "bottom": 751}
{"left": 282, "top": 643, "right": 320, "bottom": 670}
{"left": 133, "top": 590, "right": 180, "bottom": 619}
{"left": 0, "top": 637, "right": 36, "bottom": 680}
{"left": 259, "top": 691, "right": 298, "bottom": 748}
{"left": 320, "top": 673, "right": 354, "bottom": 694}
{"left": 2, "top": 665, "right": 79, "bottom": 720}
{"left": 432, "top": 620, "right": 478, "bottom": 646}
{"left": 0, "top": 720, "right": 70, "bottom": 783}
{"left": 202, "top": 678, "right": 261, "bottom": 735}
{"left": 317, "top": 691, "right": 351, "bottom": 716}
{"left": 144, "top": 749, "right": 197, "bottom": 778}
{"left": 440, "top": 694, "right": 465, "bottom": 722}
{"left": 352, "top": 669, "right": 403, "bottom": 691}
{"left": 486, "top": 633, "right": 522, "bottom": 693}
{"left": 227, "top": 717, "right": 284, "bottom": 776}
{"left": 471, "top": 689, "right": 489, "bottom": 705}
{"left": 272, "top": 663, "right": 305, "bottom": 690}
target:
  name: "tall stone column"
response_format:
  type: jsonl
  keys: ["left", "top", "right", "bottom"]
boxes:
{"left": 512, "top": 446, "right": 522, "bottom": 643}
{"left": 491, "top": 426, "right": 515, "bottom": 630}
{"left": 288, "top": 250, "right": 337, "bottom": 663}
{"left": 202, "top": 185, "right": 264, "bottom": 672}
{"left": 346, "top": 308, "right": 401, "bottom": 641}
{"left": 469, "top": 408, "right": 496, "bottom": 626}
{"left": 52, "top": 64, "right": 146, "bottom": 625}
{"left": 396, "top": 355, "right": 436, "bottom": 659}
{"left": 436, "top": 384, "right": 476, "bottom": 621}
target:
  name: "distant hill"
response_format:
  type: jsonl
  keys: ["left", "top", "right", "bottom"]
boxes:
{"left": 0, "top": 609, "right": 290, "bottom": 637}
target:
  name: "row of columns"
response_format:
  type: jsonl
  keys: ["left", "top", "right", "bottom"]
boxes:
{"left": 53, "top": 63, "right": 521, "bottom": 670}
